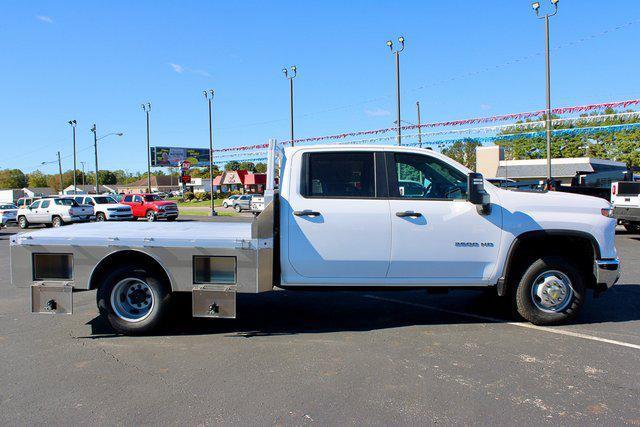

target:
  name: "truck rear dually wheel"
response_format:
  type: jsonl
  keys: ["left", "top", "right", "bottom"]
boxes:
{"left": 514, "top": 256, "right": 585, "bottom": 326}
{"left": 96, "top": 264, "right": 170, "bottom": 335}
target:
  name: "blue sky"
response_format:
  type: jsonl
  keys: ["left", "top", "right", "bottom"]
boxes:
{"left": 2, "top": 0, "right": 639, "bottom": 174}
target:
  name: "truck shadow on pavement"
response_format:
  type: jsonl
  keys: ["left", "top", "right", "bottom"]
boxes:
{"left": 85, "top": 284, "right": 640, "bottom": 338}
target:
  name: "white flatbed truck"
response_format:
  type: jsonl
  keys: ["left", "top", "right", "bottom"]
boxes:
{"left": 11, "top": 140, "right": 620, "bottom": 334}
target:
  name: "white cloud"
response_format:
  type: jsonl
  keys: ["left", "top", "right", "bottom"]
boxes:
{"left": 365, "top": 108, "right": 391, "bottom": 117}
{"left": 480, "top": 104, "right": 492, "bottom": 111}
{"left": 169, "top": 63, "right": 184, "bottom": 73}
{"left": 36, "top": 15, "right": 53, "bottom": 24}
{"left": 168, "top": 62, "right": 212, "bottom": 78}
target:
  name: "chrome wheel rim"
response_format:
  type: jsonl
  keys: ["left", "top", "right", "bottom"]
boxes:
{"left": 146, "top": 211, "right": 155, "bottom": 221}
{"left": 97, "top": 214, "right": 104, "bottom": 221}
{"left": 531, "top": 270, "right": 574, "bottom": 313}
{"left": 110, "top": 278, "right": 155, "bottom": 322}
{"left": 52, "top": 218, "right": 61, "bottom": 227}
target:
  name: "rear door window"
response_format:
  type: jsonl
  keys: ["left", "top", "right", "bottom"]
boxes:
{"left": 302, "top": 152, "right": 376, "bottom": 198}
{"left": 41, "top": 200, "right": 50, "bottom": 208}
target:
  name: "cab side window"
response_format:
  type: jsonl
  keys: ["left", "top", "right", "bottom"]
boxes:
{"left": 302, "top": 152, "right": 375, "bottom": 198}
{"left": 41, "top": 200, "right": 50, "bottom": 208}
{"left": 30, "top": 201, "right": 41, "bottom": 209}
{"left": 123, "top": 195, "right": 132, "bottom": 203}
{"left": 133, "top": 196, "right": 143, "bottom": 203}
{"left": 391, "top": 153, "right": 468, "bottom": 200}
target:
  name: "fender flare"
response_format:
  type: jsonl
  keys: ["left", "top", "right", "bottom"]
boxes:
{"left": 497, "top": 229, "right": 600, "bottom": 296}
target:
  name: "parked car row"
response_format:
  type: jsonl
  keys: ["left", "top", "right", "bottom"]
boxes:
{"left": 14, "top": 193, "right": 179, "bottom": 229}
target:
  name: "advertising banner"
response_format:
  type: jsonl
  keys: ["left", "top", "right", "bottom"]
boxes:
{"left": 151, "top": 147, "right": 211, "bottom": 167}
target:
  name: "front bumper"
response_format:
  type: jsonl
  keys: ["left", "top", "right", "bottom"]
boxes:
{"left": 156, "top": 211, "right": 178, "bottom": 218}
{"left": 595, "top": 258, "right": 620, "bottom": 289}
{"left": 106, "top": 213, "right": 133, "bottom": 220}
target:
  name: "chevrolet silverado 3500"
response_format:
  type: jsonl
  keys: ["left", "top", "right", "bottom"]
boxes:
{"left": 10, "top": 141, "right": 620, "bottom": 334}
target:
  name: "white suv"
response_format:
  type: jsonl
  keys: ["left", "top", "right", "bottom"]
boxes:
{"left": 73, "top": 195, "right": 133, "bottom": 222}
{"left": 17, "top": 198, "right": 94, "bottom": 228}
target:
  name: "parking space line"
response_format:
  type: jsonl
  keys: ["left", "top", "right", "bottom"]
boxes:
{"left": 364, "top": 295, "right": 640, "bottom": 351}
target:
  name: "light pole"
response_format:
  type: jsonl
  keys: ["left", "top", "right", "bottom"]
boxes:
{"left": 282, "top": 66, "right": 297, "bottom": 146}
{"left": 80, "top": 161, "right": 86, "bottom": 186}
{"left": 416, "top": 101, "right": 422, "bottom": 148}
{"left": 68, "top": 120, "right": 77, "bottom": 194}
{"left": 90, "top": 124, "right": 99, "bottom": 194}
{"left": 203, "top": 89, "right": 217, "bottom": 216}
{"left": 57, "top": 151, "right": 63, "bottom": 195}
{"left": 387, "top": 36, "right": 405, "bottom": 146}
{"left": 142, "top": 103, "right": 152, "bottom": 193}
{"left": 90, "top": 126, "right": 124, "bottom": 194}
{"left": 532, "top": 0, "right": 558, "bottom": 185}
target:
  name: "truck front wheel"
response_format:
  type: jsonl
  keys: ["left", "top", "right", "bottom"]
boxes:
{"left": 514, "top": 256, "right": 586, "bottom": 326}
{"left": 96, "top": 264, "right": 170, "bottom": 335}
{"left": 18, "top": 216, "right": 29, "bottom": 229}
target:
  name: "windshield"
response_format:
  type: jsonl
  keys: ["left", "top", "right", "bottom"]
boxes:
{"left": 144, "top": 195, "right": 162, "bottom": 202}
{"left": 0, "top": 204, "right": 16, "bottom": 209}
{"left": 94, "top": 196, "right": 116, "bottom": 204}
{"left": 55, "top": 199, "right": 78, "bottom": 206}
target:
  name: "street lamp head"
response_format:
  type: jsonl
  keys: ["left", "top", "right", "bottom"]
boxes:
{"left": 550, "top": 0, "right": 558, "bottom": 4}
{"left": 386, "top": 40, "right": 393, "bottom": 50}
{"left": 291, "top": 65, "right": 297, "bottom": 73}
{"left": 116, "top": 133, "right": 124, "bottom": 137}
{"left": 68, "top": 119, "right": 76, "bottom": 126}
{"left": 532, "top": 1, "right": 540, "bottom": 12}
{"left": 398, "top": 36, "right": 405, "bottom": 45}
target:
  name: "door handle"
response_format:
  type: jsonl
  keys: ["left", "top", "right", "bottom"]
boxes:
{"left": 395, "top": 211, "right": 422, "bottom": 218}
{"left": 294, "top": 210, "right": 321, "bottom": 217}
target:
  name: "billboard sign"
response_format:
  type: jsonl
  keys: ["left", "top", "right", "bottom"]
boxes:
{"left": 151, "top": 147, "right": 210, "bottom": 167}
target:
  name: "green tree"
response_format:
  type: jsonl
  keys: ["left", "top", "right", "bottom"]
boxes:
{"left": 225, "top": 161, "right": 240, "bottom": 171}
{"left": 0, "top": 169, "right": 27, "bottom": 189}
{"left": 27, "top": 170, "right": 48, "bottom": 187}
{"left": 254, "top": 162, "right": 267, "bottom": 173}
{"left": 495, "top": 109, "right": 640, "bottom": 169}
{"left": 441, "top": 139, "right": 482, "bottom": 170}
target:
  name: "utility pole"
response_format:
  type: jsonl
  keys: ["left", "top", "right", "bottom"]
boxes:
{"left": 90, "top": 124, "right": 99, "bottom": 194}
{"left": 80, "top": 161, "right": 86, "bottom": 186}
{"left": 68, "top": 120, "right": 77, "bottom": 194}
{"left": 416, "top": 101, "right": 422, "bottom": 148}
{"left": 204, "top": 90, "right": 217, "bottom": 216}
{"left": 57, "top": 151, "right": 63, "bottom": 195}
{"left": 282, "top": 66, "right": 297, "bottom": 146}
{"left": 142, "top": 103, "right": 152, "bottom": 193}
{"left": 532, "top": 0, "right": 558, "bottom": 185}
{"left": 387, "top": 37, "right": 405, "bottom": 145}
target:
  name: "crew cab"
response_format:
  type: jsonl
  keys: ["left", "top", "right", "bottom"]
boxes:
{"left": 611, "top": 181, "right": 640, "bottom": 233}
{"left": 10, "top": 141, "right": 620, "bottom": 334}
{"left": 73, "top": 195, "right": 133, "bottom": 222}
{"left": 17, "top": 197, "right": 94, "bottom": 228}
{"left": 121, "top": 193, "right": 178, "bottom": 221}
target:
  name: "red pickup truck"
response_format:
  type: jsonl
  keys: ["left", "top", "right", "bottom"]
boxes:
{"left": 121, "top": 193, "right": 178, "bottom": 221}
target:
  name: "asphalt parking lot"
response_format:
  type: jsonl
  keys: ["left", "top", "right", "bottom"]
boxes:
{"left": 1, "top": 221, "right": 639, "bottom": 425}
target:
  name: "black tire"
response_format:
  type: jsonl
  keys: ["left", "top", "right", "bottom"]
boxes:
{"left": 624, "top": 222, "right": 640, "bottom": 233}
{"left": 96, "top": 212, "right": 106, "bottom": 222}
{"left": 52, "top": 216, "right": 63, "bottom": 228}
{"left": 18, "top": 216, "right": 29, "bottom": 229}
{"left": 223, "top": 203, "right": 228, "bottom": 208}
{"left": 146, "top": 210, "right": 156, "bottom": 222}
{"left": 234, "top": 204, "right": 242, "bottom": 213}
{"left": 96, "top": 263, "right": 171, "bottom": 335}
{"left": 513, "top": 256, "right": 586, "bottom": 326}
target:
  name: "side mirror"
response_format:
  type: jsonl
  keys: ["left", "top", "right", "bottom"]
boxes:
{"left": 467, "top": 173, "right": 491, "bottom": 215}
